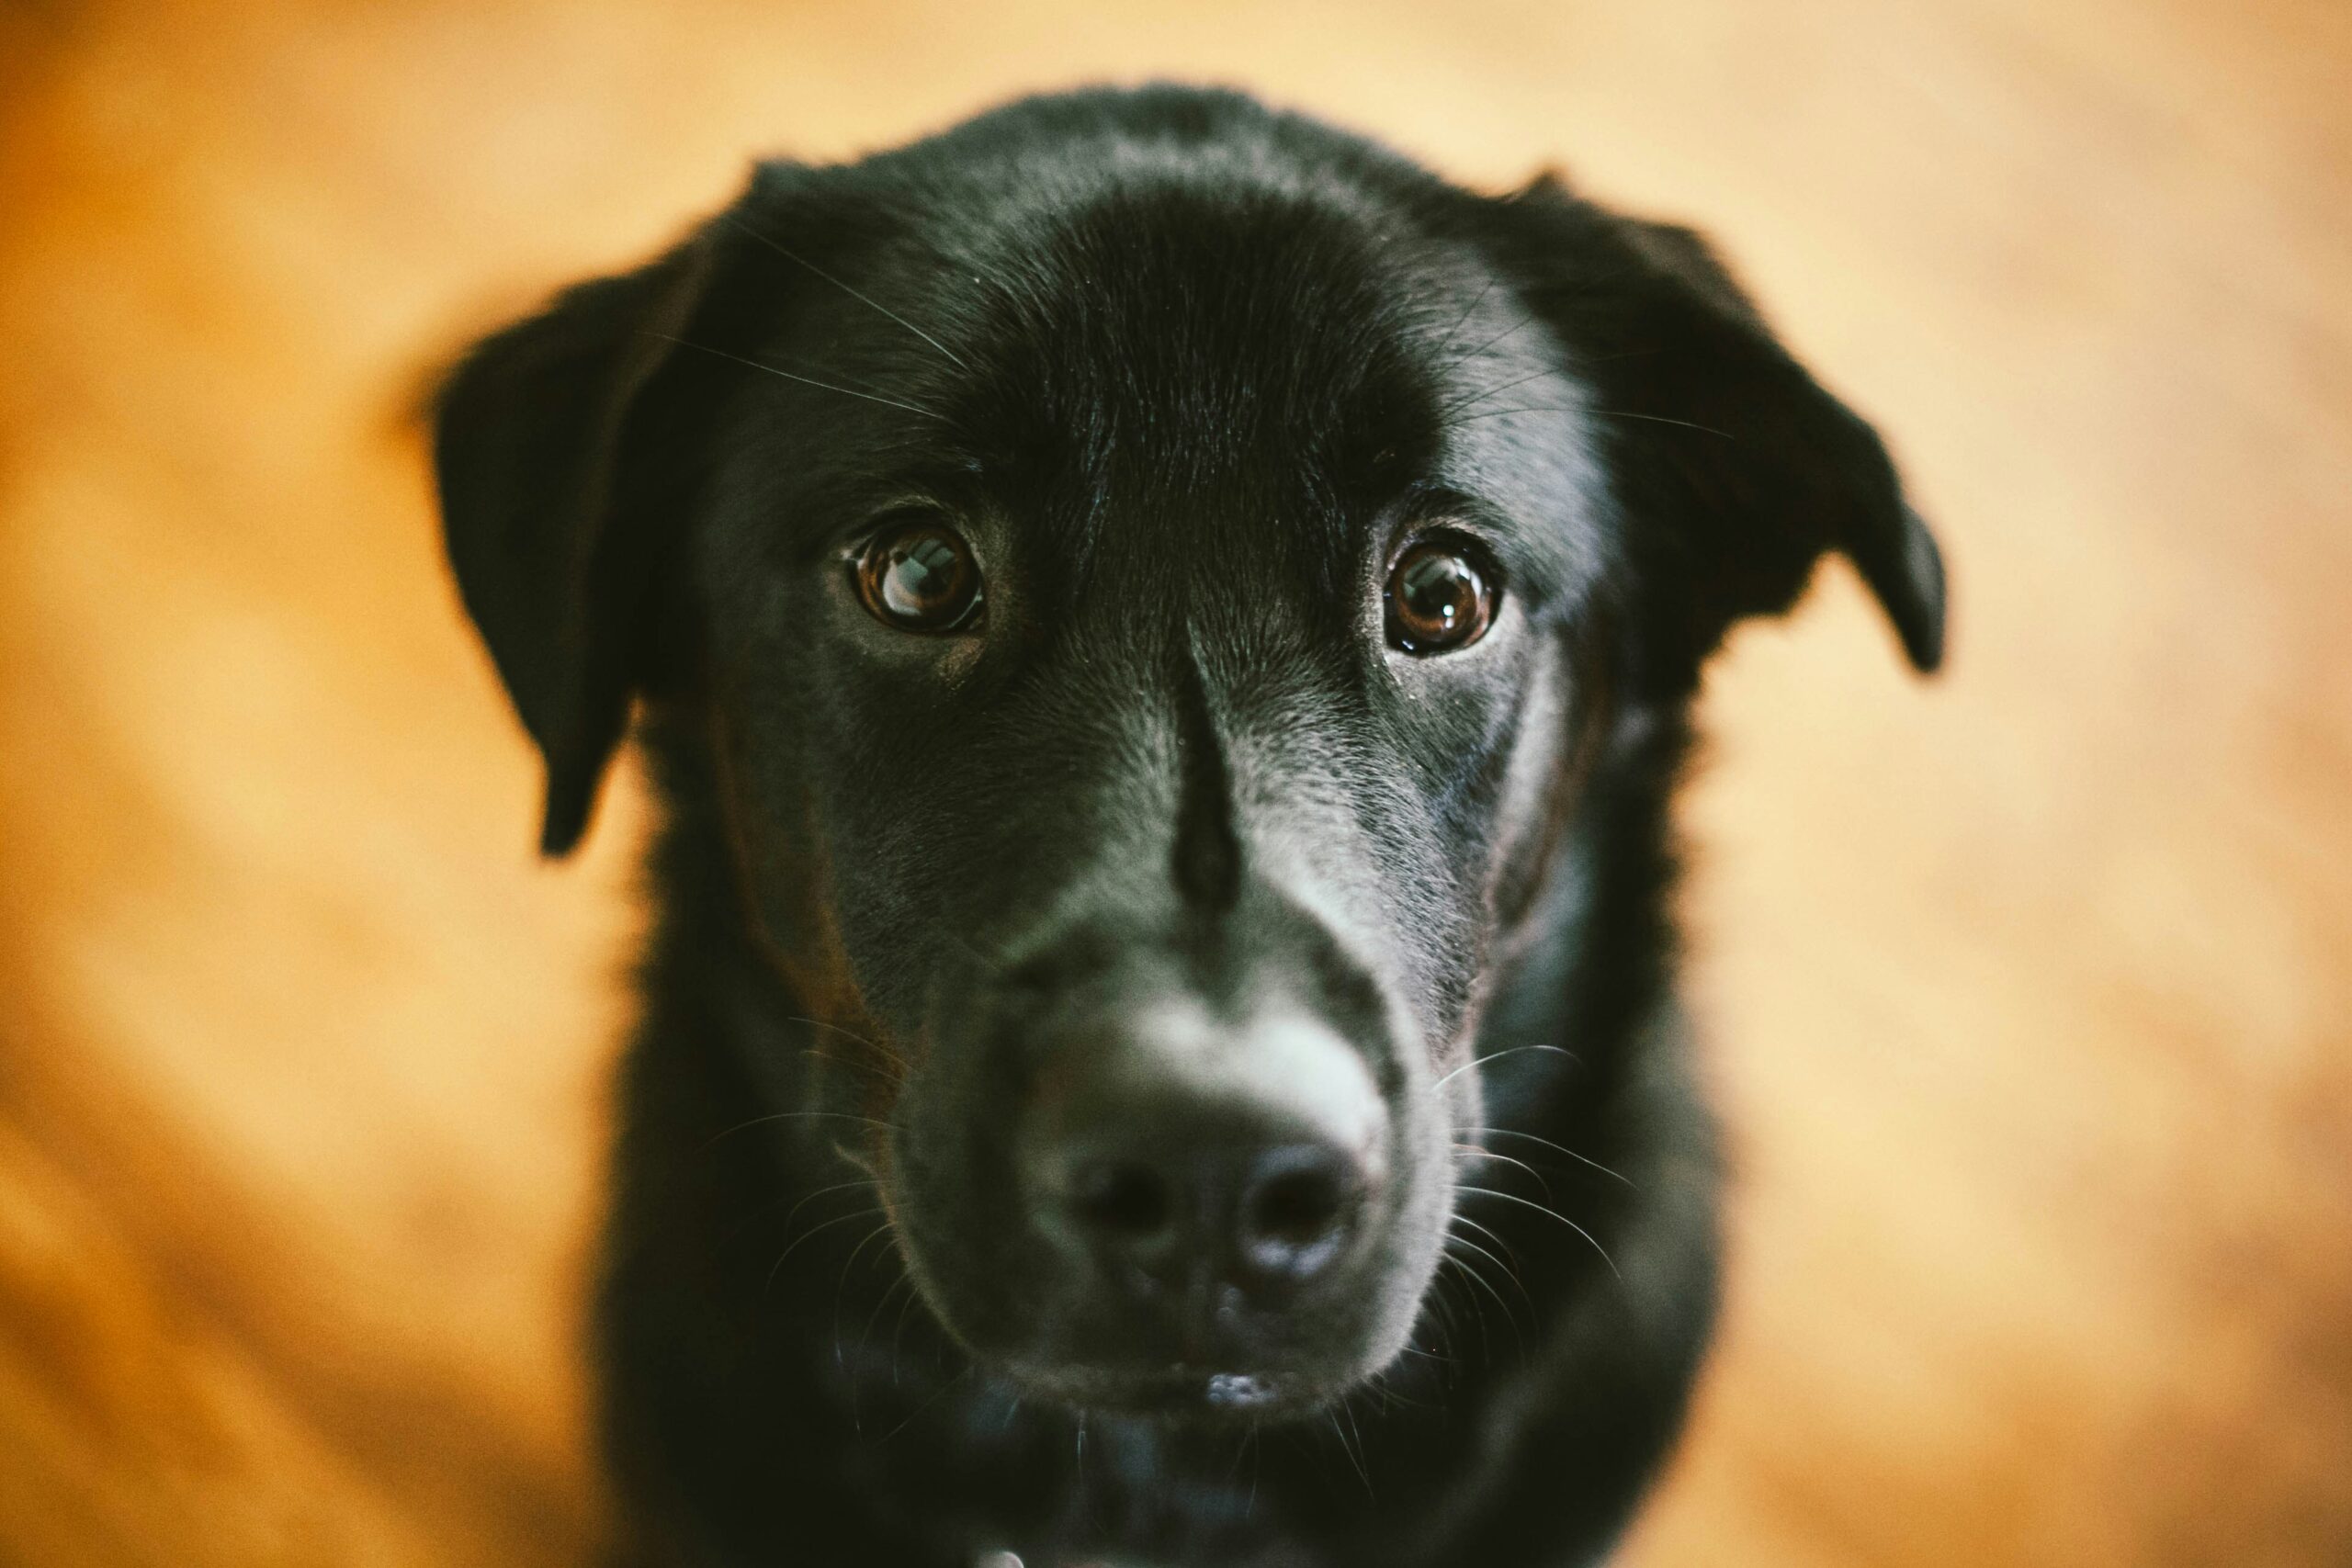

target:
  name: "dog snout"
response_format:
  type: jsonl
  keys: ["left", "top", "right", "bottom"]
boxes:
{"left": 1022, "top": 1005, "right": 1390, "bottom": 1303}
{"left": 1053, "top": 1130, "right": 1367, "bottom": 1293}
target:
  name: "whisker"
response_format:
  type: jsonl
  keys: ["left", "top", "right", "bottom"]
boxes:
{"left": 1420, "top": 1270, "right": 1468, "bottom": 1371}
{"left": 1440, "top": 404, "right": 1583, "bottom": 426}
{"left": 831, "top": 1218, "right": 894, "bottom": 1376}
{"left": 1430, "top": 276, "right": 1498, "bottom": 357}
{"left": 1451, "top": 1143, "right": 1556, "bottom": 1200}
{"left": 1444, "top": 1232, "right": 1533, "bottom": 1332}
{"left": 1436, "top": 365, "right": 1561, "bottom": 423}
{"left": 1340, "top": 1399, "right": 1374, "bottom": 1498}
{"left": 1434, "top": 1256, "right": 1498, "bottom": 1360}
{"left": 1456, "top": 1185, "right": 1624, "bottom": 1283}
{"left": 1445, "top": 1230, "right": 1529, "bottom": 1315}
{"left": 891, "top": 1271, "right": 926, "bottom": 1384}
{"left": 791, "top": 1016, "right": 907, "bottom": 1097}
{"left": 1588, "top": 408, "right": 1736, "bottom": 438}
{"left": 857, "top": 1267, "right": 912, "bottom": 1365}
{"left": 874, "top": 1364, "right": 977, "bottom": 1447}
{"left": 834, "top": 1221, "right": 897, "bottom": 1344}
{"left": 1442, "top": 405, "right": 1737, "bottom": 441}
{"left": 800, "top": 1047, "right": 903, "bottom": 1091}
{"left": 695, "top": 1108, "right": 888, "bottom": 1158}
{"left": 1247, "top": 1419, "right": 1262, "bottom": 1517}
{"left": 764, "top": 1204, "right": 887, "bottom": 1294}
{"left": 1449, "top": 1212, "right": 1528, "bottom": 1276}
{"left": 647, "top": 333, "right": 943, "bottom": 418}
{"left": 721, "top": 212, "right": 972, "bottom": 370}
{"left": 1446, "top": 312, "right": 1539, "bottom": 369}
{"left": 773, "top": 1178, "right": 875, "bottom": 1235}
{"left": 1430, "top": 1043, "right": 1574, "bottom": 1095}
{"left": 786, "top": 1014, "right": 894, "bottom": 1056}
{"left": 844, "top": 1220, "right": 895, "bottom": 1275}
{"left": 1361, "top": 1367, "right": 1437, "bottom": 1413}
{"left": 1326, "top": 1410, "right": 1373, "bottom": 1498}
{"left": 1224, "top": 1421, "right": 1255, "bottom": 1483}
{"left": 1462, "top": 1125, "right": 1634, "bottom": 1188}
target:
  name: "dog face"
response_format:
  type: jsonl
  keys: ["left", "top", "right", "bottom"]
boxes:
{"left": 435, "top": 88, "right": 1940, "bottom": 1423}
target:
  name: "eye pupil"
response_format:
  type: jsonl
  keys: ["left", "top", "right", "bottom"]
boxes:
{"left": 884, "top": 535, "right": 960, "bottom": 612}
{"left": 858, "top": 522, "right": 981, "bottom": 631}
{"left": 1385, "top": 538, "right": 1496, "bottom": 653}
{"left": 1401, "top": 554, "right": 1473, "bottom": 629}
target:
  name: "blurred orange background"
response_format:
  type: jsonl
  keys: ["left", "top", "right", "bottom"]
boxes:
{"left": 3, "top": 1, "right": 2348, "bottom": 1563}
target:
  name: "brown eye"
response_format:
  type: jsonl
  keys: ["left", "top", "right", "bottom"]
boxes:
{"left": 855, "top": 521, "right": 983, "bottom": 632}
{"left": 1385, "top": 536, "right": 1497, "bottom": 653}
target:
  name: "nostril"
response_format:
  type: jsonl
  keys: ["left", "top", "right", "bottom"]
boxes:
{"left": 1248, "top": 1167, "right": 1343, "bottom": 1244}
{"left": 1069, "top": 1158, "right": 1172, "bottom": 1240}
{"left": 1238, "top": 1146, "right": 1360, "bottom": 1280}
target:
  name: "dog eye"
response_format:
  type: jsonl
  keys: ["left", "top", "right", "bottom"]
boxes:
{"left": 1385, "top": 536, "right": 1497, "bottom": 654}
{"left": 855, "top": 520, "right": 983, "bottom": 633}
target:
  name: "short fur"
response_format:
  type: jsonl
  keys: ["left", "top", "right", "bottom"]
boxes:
{"left": 433, "top": 85, "right": 1942, "bottom": 1568}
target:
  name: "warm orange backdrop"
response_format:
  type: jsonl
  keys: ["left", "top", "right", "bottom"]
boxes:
{"left": 3, "top": 2, "right": 2347, "bottom": 1564}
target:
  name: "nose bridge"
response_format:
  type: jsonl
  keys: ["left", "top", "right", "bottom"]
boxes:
{"left": 1169, "top": 643, "right": 1243, "bottom": 914}
{"left": 1056, "top": 502, "right": 1329, "bottom": 902}
{"left": 1081, "top": 994, "right": 1386, "bottom": 1156}
{"left": 1155, "top": 615, "right": 1376, "bottom": 931}
{"left": 999, "top": 622, "right": 1272, "bottom": 946}
{"left": 987, "top": 613, "right": 1413, "bottom": 1025}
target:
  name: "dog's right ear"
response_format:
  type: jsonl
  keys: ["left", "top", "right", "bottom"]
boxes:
{"left": 433, "top": 227, "right": 720, "bottom": 856}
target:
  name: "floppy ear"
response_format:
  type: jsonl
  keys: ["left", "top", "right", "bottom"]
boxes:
{"left": 433, "top": 227, "right": 721, "bottom": 855}
{"left": 1491, "top": 176, "right": 1945, "bottom": 682}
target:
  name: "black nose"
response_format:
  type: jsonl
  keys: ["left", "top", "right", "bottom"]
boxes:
{"left": 1019, "top": 1004, "right": 1389, "bottom": 1302}
{"left": 1056, "top": 1137, "right": 1366, "bottom": 1292}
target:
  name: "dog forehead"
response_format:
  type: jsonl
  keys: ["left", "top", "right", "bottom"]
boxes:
{"left": 937, "top": 180, "right": 1475, "bottom": 597}
{"left": 1008, "top": 181, "right": 1438, "bottom": 435}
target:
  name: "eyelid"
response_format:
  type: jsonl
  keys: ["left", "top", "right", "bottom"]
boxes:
{"left": 831, "top": 499, "right": 967, "bottom": 561}
{"left": 1385, "top": 512, "right": 1509, "bottom": 589}
{"left": 1380, "top": 481, "right": 1509, "bottom": 549}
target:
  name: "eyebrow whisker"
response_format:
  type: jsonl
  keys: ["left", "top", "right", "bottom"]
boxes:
{"left": 1585, "top": 408, "right": 1736, "bottom": 438}
{"left": 721, "top": 212, "right": 972, "bottom": 370}
{"left": 1441, "top": 403, "right": 1736, "bottom": 440}
{"left": 1436, "top": 366, "right": 1563, "bottom": 423}
{"left": 1430, "top": 276, "right": 1498, "bottom": 357}
{"left": 645, "top": 333, "right": 944, "bottom": 419}
{"left": 1445, "top": 311, "right": 1540, "bottom": 369}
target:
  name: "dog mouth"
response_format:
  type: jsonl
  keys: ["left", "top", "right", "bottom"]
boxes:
{"left": 998, "top": 1358, "right": 1299, "bottom": 1421}
{"left": 877, "top": 973, "right": 1451, "bottom": 1427}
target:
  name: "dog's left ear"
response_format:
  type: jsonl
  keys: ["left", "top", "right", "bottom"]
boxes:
{"left": 433, "top": 225, "right": 725, "bottom": 856}
{"left": 1487, "top": 175, "right": 1946, "bottom": 681}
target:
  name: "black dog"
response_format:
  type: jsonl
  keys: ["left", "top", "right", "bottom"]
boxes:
{"left": 434, "top": 85, "right": 1941, "bottom": 1568}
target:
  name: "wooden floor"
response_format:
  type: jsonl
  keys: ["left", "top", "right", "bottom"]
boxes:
{"left": 3, "top": 1, "right": 2348, "bottom": 1562}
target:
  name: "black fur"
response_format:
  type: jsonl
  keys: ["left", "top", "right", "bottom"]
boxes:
{"left": 434, "top": 85, "right": 1942, "bottom": 1568}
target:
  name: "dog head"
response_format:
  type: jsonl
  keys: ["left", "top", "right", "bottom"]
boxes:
{"left": 434, "top": 87, "right": 1940, "bottom": 1423}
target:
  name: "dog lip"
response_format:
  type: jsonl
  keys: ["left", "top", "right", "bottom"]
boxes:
{"left": 1200, "top": 1371, "right": 1278, "bottom": 1409}
{"left": 1115, "top": 1367, "right": 1286, "bottom": 1416}
{"left": 1001, "top": 1359, "right": 1295, "bottom": 1416}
